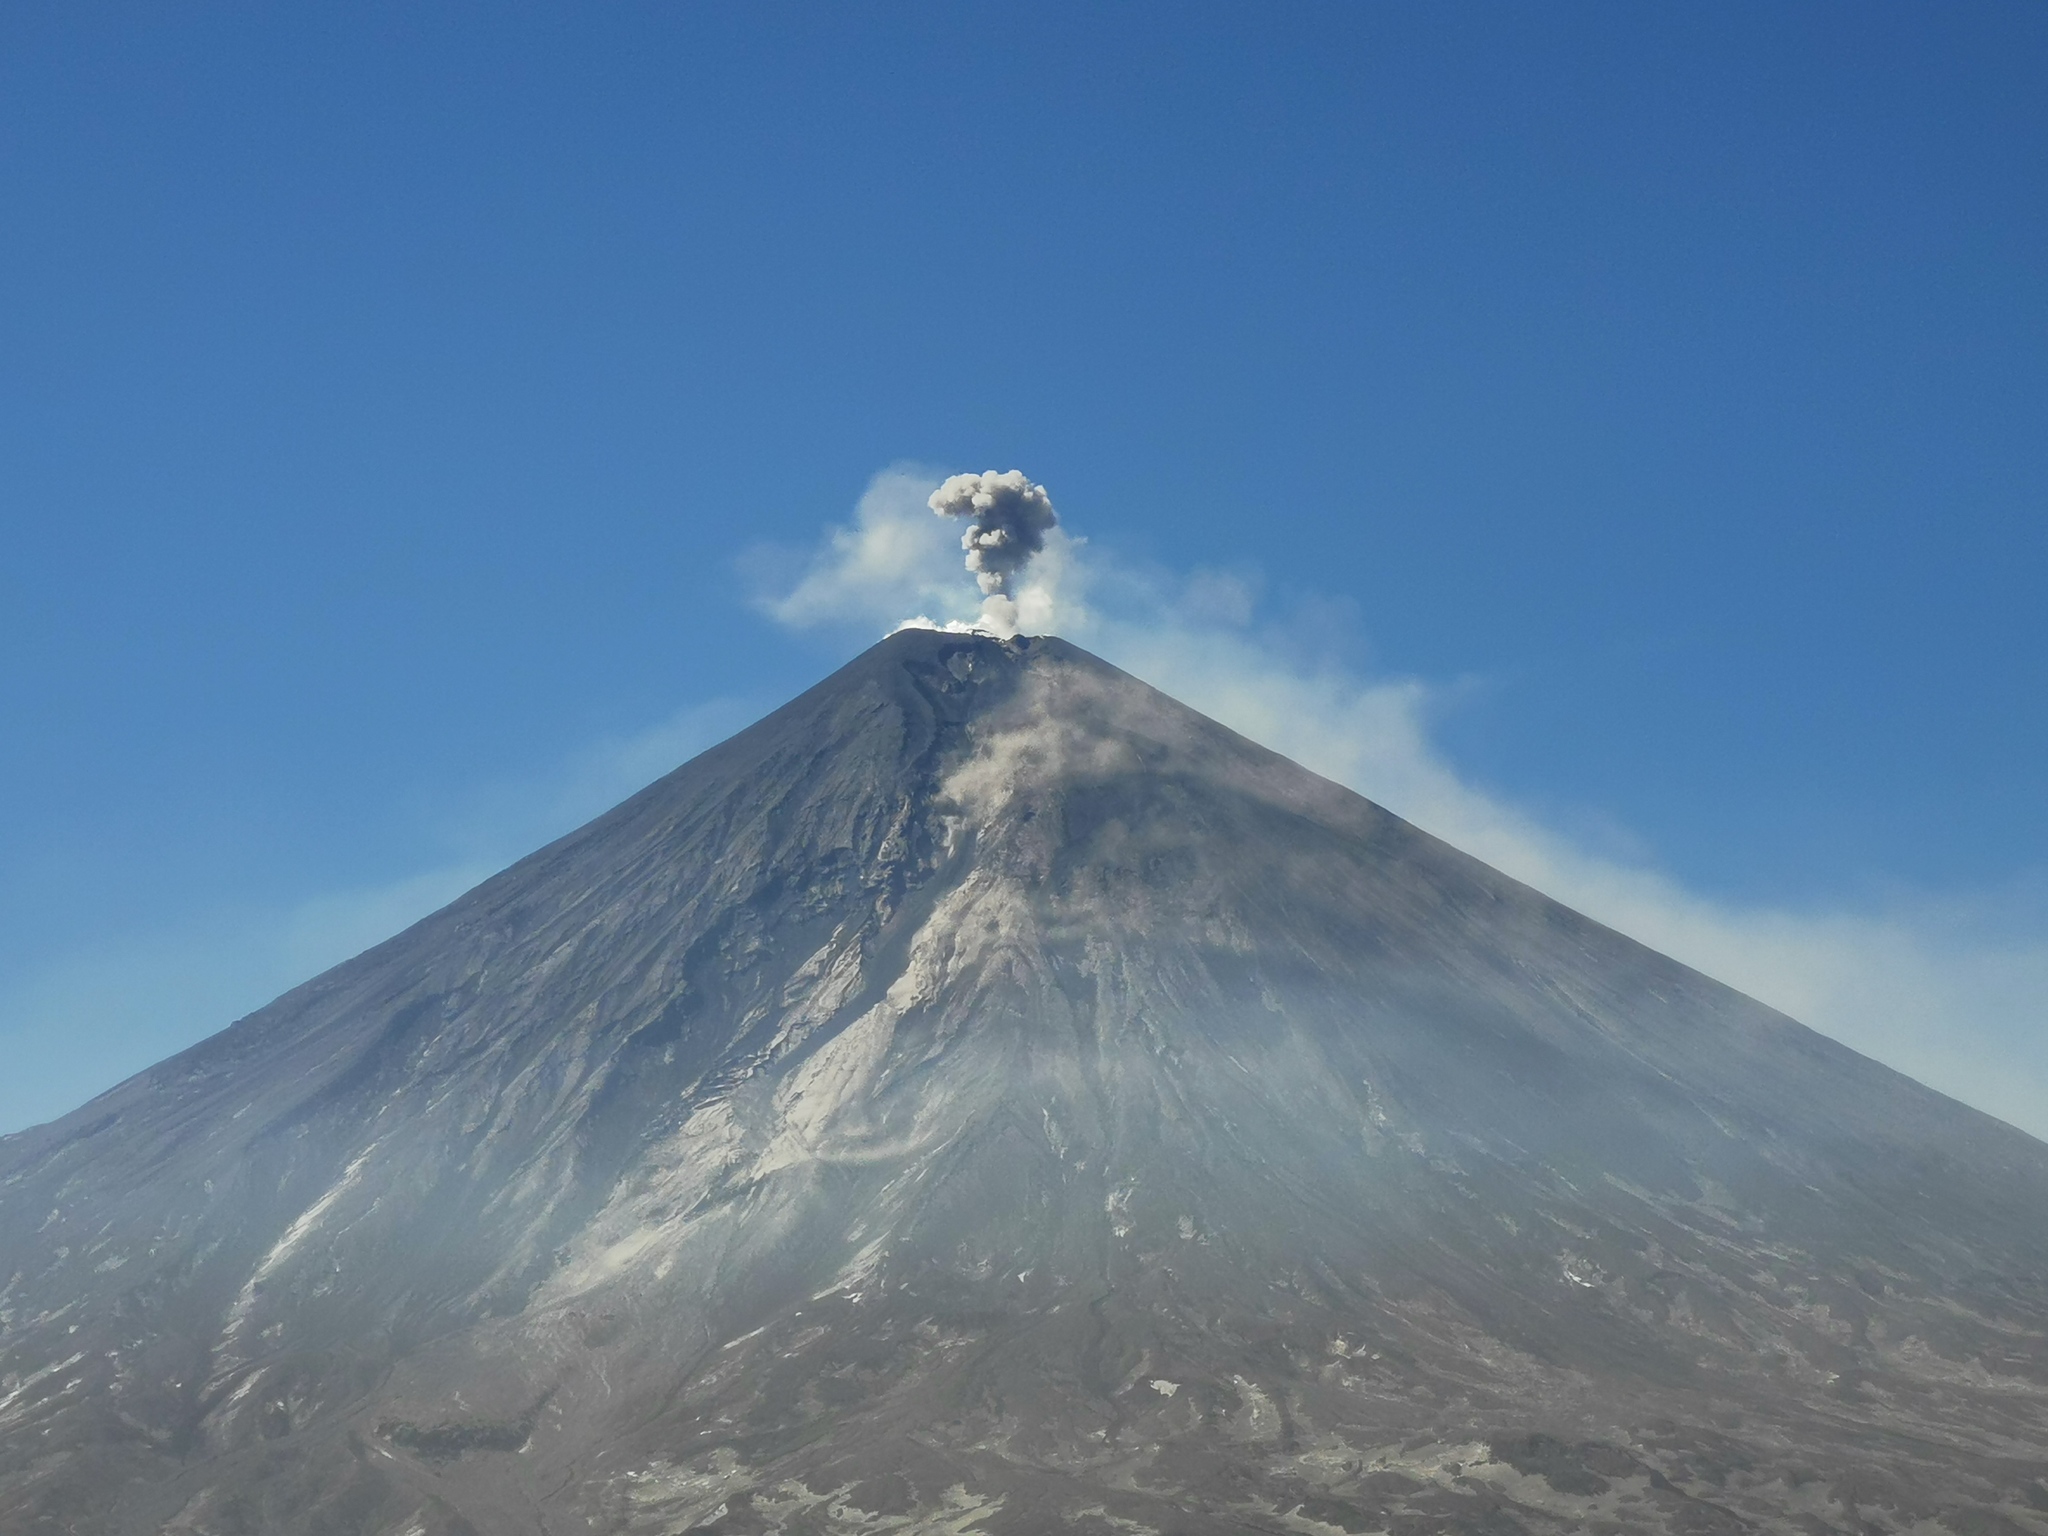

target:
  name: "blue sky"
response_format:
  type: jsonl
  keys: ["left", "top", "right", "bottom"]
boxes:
{"left": 2, "top": 4, "right": 2044, "bottom": 1136}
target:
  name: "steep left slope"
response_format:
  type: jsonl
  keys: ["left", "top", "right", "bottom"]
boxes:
{"left": 0, "top": 632, "right": 1020, "bottom": 1533}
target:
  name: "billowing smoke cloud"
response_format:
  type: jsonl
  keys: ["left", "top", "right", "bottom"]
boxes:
{"left": 928, "top": 470, "right": 1059, "bottom": 636}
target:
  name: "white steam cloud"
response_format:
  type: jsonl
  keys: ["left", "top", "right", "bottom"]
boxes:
{"left": 764, "top": 465, "right": 1075, "bottom": 640}
{"left": 759, "top": 466, "right": 2048, "bottom": 1141}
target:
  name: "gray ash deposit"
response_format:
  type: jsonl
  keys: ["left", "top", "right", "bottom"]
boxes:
{"left": 3, "top": 630, "right": 2045, "bottom": 1534}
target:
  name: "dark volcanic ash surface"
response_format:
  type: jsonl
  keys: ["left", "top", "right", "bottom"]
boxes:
{"left": 2, "top": 630, "right": 2046, "bottom": 1536}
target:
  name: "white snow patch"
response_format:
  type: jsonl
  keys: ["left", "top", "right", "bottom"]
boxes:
{"left": 0, "top": 1351, "right": 87, "bottom": 1432}
{"left": 222, "top": 1143, "right": 381, "bottom": 1341}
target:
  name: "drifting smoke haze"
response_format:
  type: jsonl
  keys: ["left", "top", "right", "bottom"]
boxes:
{"left": 767, "top": 466, "right": 1076, "bottom": 640}
{"left": 8, "top": 466, "right": 2040, "bottom": 1141}
{"left": 760, "top": 465, "right": 2048, "bottom": 1141}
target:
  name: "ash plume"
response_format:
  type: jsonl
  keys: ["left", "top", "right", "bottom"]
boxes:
{"left": 928, "top": 470, "right": 1058, "bottom": 600}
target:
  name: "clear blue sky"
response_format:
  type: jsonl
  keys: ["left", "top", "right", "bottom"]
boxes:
{"left": 2, "top": 3, "right": 2044, "bottom": 1134}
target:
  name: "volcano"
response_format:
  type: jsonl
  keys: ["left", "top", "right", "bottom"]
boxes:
{"left": 3, "top": 630, "right": 2045, "bottom": 1536}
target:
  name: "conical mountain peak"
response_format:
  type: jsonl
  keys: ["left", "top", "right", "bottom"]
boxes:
{"left": 3, "top": 631, "right": 2045, "bottom": 1536}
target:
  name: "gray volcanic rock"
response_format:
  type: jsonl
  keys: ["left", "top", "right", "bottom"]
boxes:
{"left": 2, "top": 630, "right": 2046, "bottom": 1536}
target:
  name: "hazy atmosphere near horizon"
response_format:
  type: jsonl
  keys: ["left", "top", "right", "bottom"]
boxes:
{"left": 2, "top": 2, "right": 2044, "bottom": 1139}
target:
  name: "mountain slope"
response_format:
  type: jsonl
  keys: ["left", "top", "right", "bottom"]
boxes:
{"left": 2, "top": 630, "right": 2045, "bottom": 1536}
